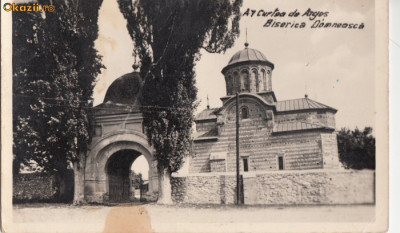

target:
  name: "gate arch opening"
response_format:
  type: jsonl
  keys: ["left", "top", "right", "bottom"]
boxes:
{"left": 84, "top": 132, "right": 159, "bottom": 203}
{"left": 106, "top": 149, "right": 140, "bottom": 202}
{"left": 130, "top": 155, "right": 149, "bottom": 200}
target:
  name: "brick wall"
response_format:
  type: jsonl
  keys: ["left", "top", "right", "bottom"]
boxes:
{"left": 191, "top": 128, "right": 325, "bottom": 173}
{"left": 171, "top": 169, "right": 375, "bottom": 205}
{"left": 275, "top": 111, "right": 336, "bottom": 128}
{"left": 210, "top": 159, "right": 226, "bottom": 172}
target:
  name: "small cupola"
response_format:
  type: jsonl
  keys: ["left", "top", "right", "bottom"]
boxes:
{"left": 221, "top": 44, "right": 275, "bottom": 96}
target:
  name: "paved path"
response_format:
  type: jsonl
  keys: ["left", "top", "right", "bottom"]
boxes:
{"left": 6, "top": 204, "right": 375, "bottom": 233}
{"left": 103, "top": 206, "right": 152, "bottom": 233}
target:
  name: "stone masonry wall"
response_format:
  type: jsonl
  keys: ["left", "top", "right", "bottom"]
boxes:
{"left": 172, "top": 174, "right": 237, "bottom": 204}
{"left": 13, "top": 171, "right": 75, "bottom": 203}
{"left": 13, "top": 173, "right": 57, "bottom": 202}
{"left": 172, "top": 170, "right": 374, "bottom": 205}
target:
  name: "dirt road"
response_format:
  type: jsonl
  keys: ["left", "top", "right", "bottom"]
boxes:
{"left": 6, "top": 203, "right": 375, "bottom": 233}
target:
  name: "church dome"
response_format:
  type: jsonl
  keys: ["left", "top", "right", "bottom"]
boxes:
{"left": 228, "top": 48, "right": 269, "bottom": 65}
{"left": 222, "top": 45, "right": 274, "bottom": 74}
{"left": 103, "top": 72, "right": 143, "bottom": 105}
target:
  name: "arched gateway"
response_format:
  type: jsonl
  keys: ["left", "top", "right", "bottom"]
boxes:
{"left": 84, "top": 72, "right": 159, "bottom": 203}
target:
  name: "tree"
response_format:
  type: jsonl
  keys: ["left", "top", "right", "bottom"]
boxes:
{"left": 130, "top": 171, "right": 143, "bottom": 189}
{"left": 12, "top": 0, "right": 103, "bottom": 203}
{"left": 118, "top": 0, "right": 242, "bottom": 204}
{"left": 337, "top": 127, "right": 376, "bottom": 169}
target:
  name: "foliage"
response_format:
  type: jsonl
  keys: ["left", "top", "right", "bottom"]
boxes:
{"left": 130, "top": 171, "right": 143, "bottom": 189}
{"left": 118, "top": 0, "right": 242, "bottom": 173}
{"left": 337, "top": 127, "right": 376, "bottom": 169}
{"left": 12, "top": 0, "right": 103, "bottom": 176}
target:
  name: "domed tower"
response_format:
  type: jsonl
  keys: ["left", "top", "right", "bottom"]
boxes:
{"left": 221, "top": 43, "right": 276, "bottom": 104}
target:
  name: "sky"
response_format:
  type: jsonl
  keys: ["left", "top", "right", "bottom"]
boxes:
{"left": 131, "top": 155, "right": 148, "bottom": 179}
{"left": 94, "top": 0, "right": 375, "bottom": 131}
{"left": 93, "top": 0, "right": 375, "bottom": 174}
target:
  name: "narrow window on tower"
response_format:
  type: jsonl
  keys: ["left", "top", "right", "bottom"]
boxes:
{"left": 233, "top": 72, "right": 240, "bottom": 93}
{"left": 252, "top": 69, "right": 259, "bottom": 92}
{"left": 241, "top": 70, "right": 250, "bottom": 92}
{"left": 262, "top": 69, "right": 267, "bottom": 91}
{"left": 267, "top": 70, "right": 271, "bottom": 91}
{"left": 243, "top": 158, "right": 249, "bottom": 172}
{"left": 228, "top": 75, "right": 233, "bottom": 95}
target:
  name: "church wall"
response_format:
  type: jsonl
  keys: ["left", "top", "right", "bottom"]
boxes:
{"left": 191, "top": 96, "right": 340, "bottom": 174}
{"left": 210, "top": 159, "right": 226, "bottom": 172}
{"left": 262, "top": 132, "right": 323, "bottom": 170}
{"left": 195, "top": 120, "right": 217, "bottom": 132}
{"left": 321, "top": 132, "right": 341, "bottom": 169}
{"left": 191, "top": 117, "right": 327, "bottom": 173}
{"left": 275, "top": 111, "right": 336, "bottom": 128}
{"left": 257, "top": 92, "right": 275, "bottom": 104}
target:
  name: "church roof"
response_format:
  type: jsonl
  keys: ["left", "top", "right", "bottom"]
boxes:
{"left": 276, "top": 98, "right": 337, "bottom": 113}
{"left": 103, "top": 72, "right": 143, "bottom": 105}
{"left": 228, "top": 47, "right": 271, "bottom": 65}
{"left": 193, "top": 127, "right": 219, "bottom": 141}
{"left": 195, "top": 108, "right": 219, "bottom": 121}
{"left": 195, "top": 97, "right": 336, "bottom": 121}
{"left": 273, "top": 122, "right": 334, "bottom": 133}
{"left": 222, "top": 46, "right": 274, "bottom": 73}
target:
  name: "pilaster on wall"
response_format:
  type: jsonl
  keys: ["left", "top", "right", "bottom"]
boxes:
{"left": 321, "top": 133, "right": 341, "bottom": 169}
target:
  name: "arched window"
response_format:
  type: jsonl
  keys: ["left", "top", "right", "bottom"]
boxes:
{"left": 241, "top": 106, "right": 249, "bottom": 119}
{"left": 233, "top": 72, "right": 240, "bottom": 93}
{"left": 261, "top": 69, "right": 267, "bottom": 91}
{"left": 241, "top": 70, "right": 250, "bottom": 92}
{"left": 252, "top": 69, "right": 259, "bottom": 92}
{"left": 226, "top": 75, "right": 232, "bottom": 95}
{"left": 267, "top": 70, "right": 271, "bottom": 91}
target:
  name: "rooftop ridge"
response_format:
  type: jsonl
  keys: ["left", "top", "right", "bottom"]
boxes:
{"left": 276, "top": 97, "right": 337, "bottom": 112}
{"left": 273, "top": 121, "right": 335, "bottom": 133}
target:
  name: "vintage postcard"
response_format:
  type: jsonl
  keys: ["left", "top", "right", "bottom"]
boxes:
{"left": 1, "top": 0, "right": 388, "bottom": 232}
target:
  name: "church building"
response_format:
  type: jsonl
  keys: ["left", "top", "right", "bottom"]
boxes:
{"left": 190, "top": 43, "right": 340, "bottom": 174}
{"left": 82, "top": 43, "right": 342, "bottom": 203}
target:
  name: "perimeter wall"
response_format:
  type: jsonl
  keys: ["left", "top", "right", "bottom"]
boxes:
{"left": 171, "top": 169, "right": 375, "bottom": 205}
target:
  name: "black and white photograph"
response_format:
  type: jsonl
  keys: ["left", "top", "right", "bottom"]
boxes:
{"left": 1, "top": 0, "right": 389, "bottom": 232}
